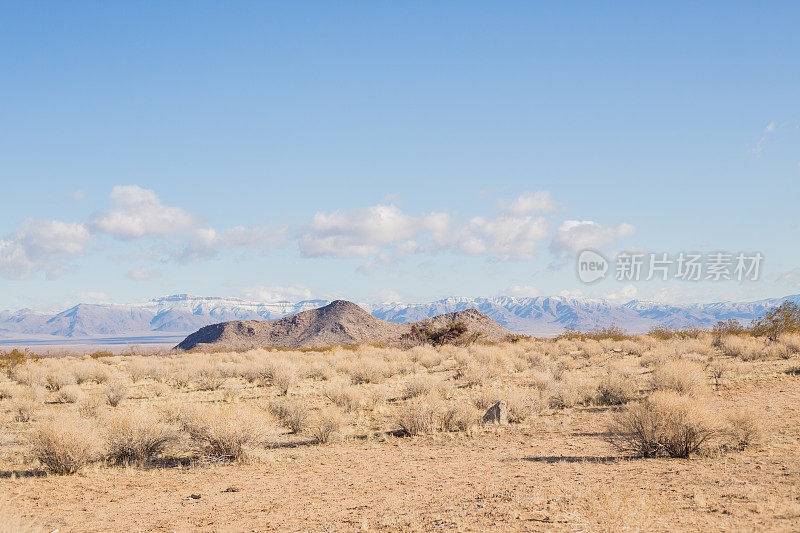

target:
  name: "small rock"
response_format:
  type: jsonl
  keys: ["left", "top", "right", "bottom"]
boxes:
{"left": 223, "top": 487, "right": 240, "bottom": 493}
{"left": 189, "top": 494, "right": 201, "bottom": 499}
{"left": 482, "top": 401, "right": 508, "bottom": 425}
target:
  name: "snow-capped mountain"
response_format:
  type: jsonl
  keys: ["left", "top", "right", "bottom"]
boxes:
{"left": 0, "top": 293, "right": 797, "bottom": 339}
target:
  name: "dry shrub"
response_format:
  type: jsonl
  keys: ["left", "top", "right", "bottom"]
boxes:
{"left": 471, "top": 386, "right": 500, "bottom": 411}
{"left": 12, "top": 397, "right": 38, "bottom": 422}
{"left": 180, "top": 405, "right": 266, "bottom": 461}
{"left": 505, "top": 390, "right": 544, "bottom": 423}
{"left": 549, "top": 378, "right": 594, "bottom": 409}
{"left": 596, "top": 371, "right": 637, "bottom": 405}
{"left": 10, "top": 363, "right": 47, "bottom": 388}
{"left": 441, "top": 402, "right": 478, "bottom": 432}
{"left": 719, "top": 335, "right": 764, "bottom": 361}
{"left": 0, "top": 383, "right": 15, "bottom": 400}
{"left": 608, "top": 391, "right": 719, "bottom": 458}
{"left": 401, "top": 375, "right": 436, "bottom": 399}
{"left": 650, "top": 360, "right": 707, "bottom": 396}
{"left": 104, "top": 408, "right": 182, "bottom": 464}
{"left": 454, "top": 361, "right": 491, "bottom": 387}
{"left": 323, "top": 382, "right": 362, "bottom": 412}
{"left": 54, "top": 384, "right": 84, "bottom": 404}
{"left": 221, "top": 381, "right": 244, "bottom": 402}
{"left": 29, "top": 414, "right": 103, "bottom": 474}
{"left": 268, "top": 398, "right": 308, "bottom": 434}
{"left": 78, "top": 395, "right": 101, "bottom": 418}
{"left": 45, "top": 371, "right": 75, "bottom": 392}
{"left": 764, "top": 343, "right": 790, "bottom": 360}
{"left": 349, "top": 359, "right": 388, "bottom": 384}
{"left": 725, "top": 409, "right": 761, "bottom": 450}
{"left": 305, "top": 361, "right": 335, "bottom": 381}
{"left": 310, "top": 408, "right": 343, "bottom": 444}
{"left": 73, "top": 361, "right": 110, "bottom": 384}
{"left": 779, "top": 333, "right": 800, "bottom": 354}
{"left": 398, "top": 396, "right": 441, "bottom": 436}
{"left": 195, "top": 366, "right": 224, "bottom": 391}
{"left": 103, "top": 382, "right": 127, "bottom": 407}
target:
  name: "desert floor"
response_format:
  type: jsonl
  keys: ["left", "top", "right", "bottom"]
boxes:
{"left": 1, "top": 337, "right": 799, "bottom": 531}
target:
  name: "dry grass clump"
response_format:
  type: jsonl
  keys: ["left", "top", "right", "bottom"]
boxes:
{"left": 54, "top": 384, "right": 84, "bottom": 404}
{"left": 179, "top": 405, "right": 266, "bottom": 461}
{"left": 195, "top": 366, "right": 225, "bottom": 391}
{"left": 596, "top": 371, "right": 637, "bottom": 405}
{"left": 401, "top": 375, "right": 438, "bottom": 399}
{"left": 103, "top": 382, "right": 127, "bottom": 407}
{"left": 548, "top": 378, "right": 595, "bottom": 409}
{"left": 348, "top": 359, "right": 388, "bottom": 384}
{"left": 310, "top": 408, "right": 343, "bottom": 444}
{"left": 650, "top": 360, "right": 707, "bottom": 396}
{"left": 10, "top": 363, "right": 47, "bottom": 388}
{"left": 221, "top": 381, "right": 244, "bottom": 402}
{"left": 105, "top": 408, "right": 182, "bottom": 464}
{"left": 323, "top": 382, "right": 362, "bottom": 412}
{"left": 778, "top": 333, "right": 800, "bottom": 354}
{"left": 505, "top": 389, "right": 547, "bottom": 422}
{"left": 454, "top": 361, "right": 492, "bottom": 387}
{"left": 45, "top": 371, "right": 76, "bottom": 392}
{"left": 304, "top": 361, "right": 335, "bottom": 381}
{"left": 397, "top": 396, "right": 441, "bottom": 436}
{"left": 73, "top": 361, "right": 110, "bottom": 384}
{"left": 0, "top": 382, "right": 15, "bottom": 400}
{"left": 268, "top": 398, "right": 308, "bottom": 434}
{"left": 608, "top": 391, "right": 720, "bottom": 458}
{"left": 29, "top": 414, "right": 103, "bottom": 474}
{"left": 12, "top": 396, "right": 39, "bottom": 422}
{"left": 725, "top": 409, "right": 761, "bottom": 450}
{"left": 440, "top": 402, "right": 478, "bottom": 432}
{"left": 718, "top": 335, "right": 765, "bottom": 361}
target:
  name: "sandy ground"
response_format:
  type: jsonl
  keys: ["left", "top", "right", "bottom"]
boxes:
{"left": 3, "top": 377, "right": 798, "bottom": 532}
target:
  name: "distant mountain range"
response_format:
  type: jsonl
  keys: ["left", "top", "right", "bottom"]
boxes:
{"left": 1, "top": 293, "right": 797, "bottom": 339}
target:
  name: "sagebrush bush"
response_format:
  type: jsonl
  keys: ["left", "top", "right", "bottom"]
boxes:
{"left": 608, "top": 391, "right": 719, "bottom": 458}
{"left": 402, "top": 375, "right": 436, "bottom": 399}
{"left": 725, "top": 409, "right": 760, "bottom": 450}
{"left": 650, "top": 360, "right": 707, "bottom": 396}
{"left": 596, "top": 372, "right": 637, "bottom": 405}
{"left": 54, "top": 384, "right": 84, "bottom": 404}
{"left": 310, "top": 408, "right": 343, "bottom": 444}
{"left": 323, "top": 382, "right": 362, "bottom": 412}
{"left": 103, "top": 382, "right": 127, "bottom": 407}
{"left": 268, "top": 398, "right": 308, "bottom": 433}
{"left": 440, "top": 402, "right": 478, "bottom": 432}
{"left": 180, "top": 405, "right": 265, "bottom": 461}
{"left": 29, "top": 415, "right": 103, "bottom": 474}
{"left": 105, "top": 408, "right": 182, "bottom": 464}
{"left": 398, "top": 396, "right": 440, "bottom": 436}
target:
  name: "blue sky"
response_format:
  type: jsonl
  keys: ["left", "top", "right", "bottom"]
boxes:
{"left": 1, "top": 2, "right": 799, "bottom": 310}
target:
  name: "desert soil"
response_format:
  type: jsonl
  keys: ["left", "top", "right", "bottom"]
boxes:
{"left": 3, "top": 377, "right": 798, "bottom": 532}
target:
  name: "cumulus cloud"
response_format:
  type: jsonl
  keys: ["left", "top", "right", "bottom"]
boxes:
{"left": 455, "top": 214, "right": 550, "bottom": 260}
{"left": 550, "top": 220, "right": 636, "bottom": 256}
{"left": 499, "top": 191, "right": 559, "bottom": 216}
{"left": 298, "top": 204, "right": 450, "bottom": 258}
{"left": 603, "top": 284, "right": 639, "bottom": 303}
{"left": 90, "top": 185, "right": 198, "bottom": 240}
{"left": 500, "top": 285, "right": 541, "bottom": 298}
{"left": 127, "top": 267, "right": 160, "bottom": 281}
{"left": 0, "top": 219, "right": 91, "bottom": 280}
{"left": 243, "top": 284, "right": 315, "bottom": 302}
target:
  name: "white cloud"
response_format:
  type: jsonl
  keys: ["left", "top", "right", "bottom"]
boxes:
{"left": 749, "top": 121, "right": 777, "bottom": 155}
{"left": 559, "top": 289, "right": 584, "bottom": 299}
{"left": 68, "top": 189, "right": 86, "bottom": 201}
{"left": 75, "top": 291, "right": 109, "bottom": 303}
{"left": 90, "top": 185, "right": 197, "bottom": 240}
{"left": 550, "top": 220, "right": 636, "bottom": 256}
{"left": 456, "top": 215, "right": 550, "bottom": 260}
{"left": 368, "top": 289, "right": 404, "bottom": 304}
{"left": 127, "top": 267, "right": 160, "bottom": 281}
{"left": 299, "top": 204, "right": 450, "bottom": 258}
{"left": 779, "top": 267, "right": 800, "bottom": 287}
{"left": 243, "top": 285, "right": 315, "bottom": 302}
{"left": 603, "top": 284, "right": 638, "bottom": 303}
{"left": 0, "top": 219, "right": 91, "bottom": 280}
{"left": 500, "top": 191, "right": 559, "bottom": 216}
{"left": 500, "top": 285, "right": 541, "bottom": 298}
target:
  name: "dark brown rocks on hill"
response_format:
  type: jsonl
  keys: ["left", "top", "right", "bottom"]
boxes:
{"left": 176, "top": 300, "right": 514, "bottom": 351}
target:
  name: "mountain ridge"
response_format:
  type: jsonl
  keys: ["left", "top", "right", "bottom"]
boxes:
{"left": 1, "top": 293, "right": 798, "bottom": 338}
